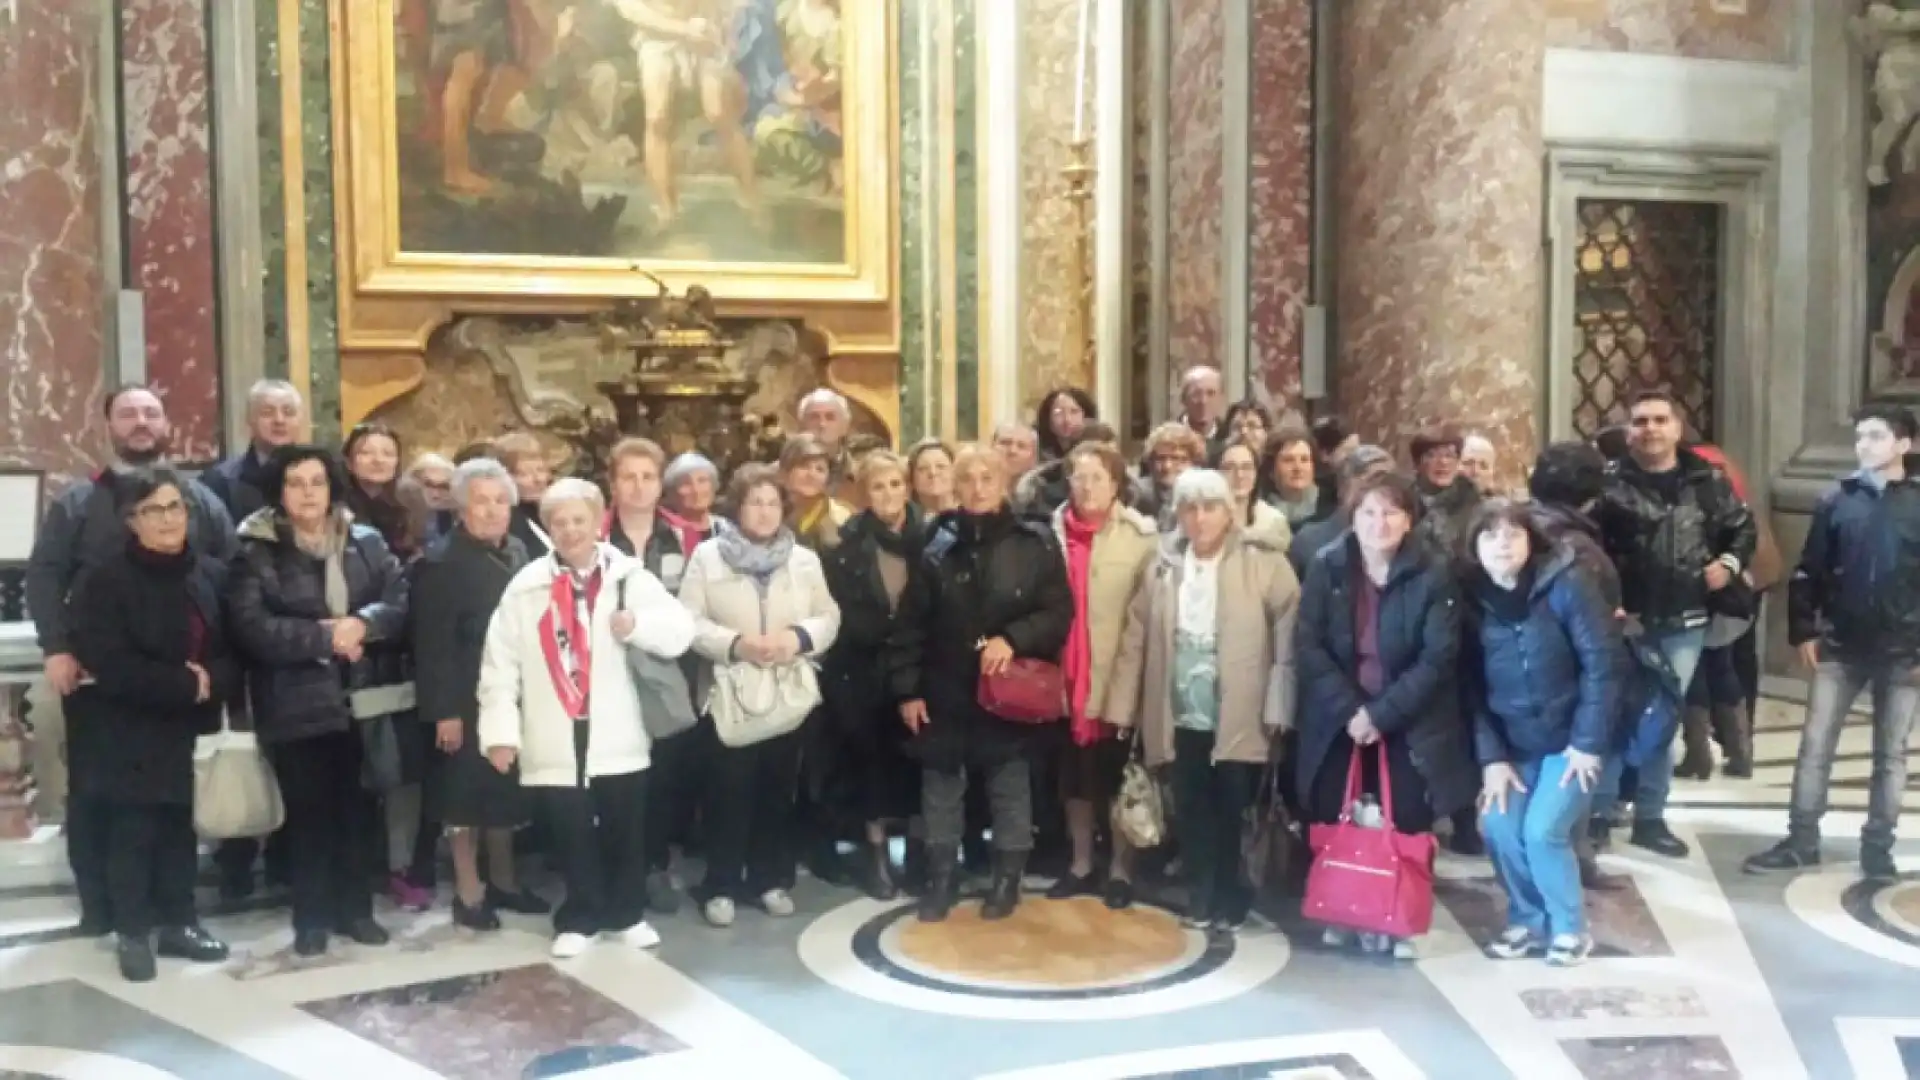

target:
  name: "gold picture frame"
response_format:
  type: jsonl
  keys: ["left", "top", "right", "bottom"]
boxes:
{"left": 326, "top": 0, "right": 901, "bottom": 429}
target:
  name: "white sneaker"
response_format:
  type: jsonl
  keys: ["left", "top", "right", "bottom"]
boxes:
{"left": 703, "top": 897, "right": 736, "bottom": 928}
{"left": 550, "top": 931, "right": 592, "bottom": 959}
{"left": 1391, "top": 937, "right": 1420, "bottom": 961}
{"left": 759, "top": 888, "right": 796, "bottom": 917}
{"left": 1321, "top": 927, "right": 1355, "bottom": 949}
{"left": 618, "top": 920, "right": 661, "bottom": 950}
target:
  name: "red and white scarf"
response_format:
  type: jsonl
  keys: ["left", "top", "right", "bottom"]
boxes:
{"left": 538, "top": 554, "right": 605, "bottom": 720}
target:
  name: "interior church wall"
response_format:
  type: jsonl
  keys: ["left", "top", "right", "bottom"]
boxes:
{"left": 1546, "top": 0, "right": 1796, "bottom": 62}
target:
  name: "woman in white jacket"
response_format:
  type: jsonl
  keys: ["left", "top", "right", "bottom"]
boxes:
{"left": 679, "top": 463, "right": 841, "bottom": 928}
{"left": 478, "top": 478, "right": 695, "bottom": 959}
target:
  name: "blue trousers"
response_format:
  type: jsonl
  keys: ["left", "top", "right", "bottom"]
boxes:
{"left": 1481, "top": 752, "right": 1592, "bottom": 939}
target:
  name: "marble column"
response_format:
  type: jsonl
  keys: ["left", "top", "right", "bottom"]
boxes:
{"left": 122, "top": 0, "right": 221, "bottom": 462}
{"left": 1333, "top": 0, "right": 1545, "bottom": 476}
{"left": 0, "top": 4, "right": 111, "bottom": 488}
{"left": 1247, "top": 0, "right": 1314, "bottom": 406}
{"left": 1165, "top": 0, "right": 1225, "bottom": 396}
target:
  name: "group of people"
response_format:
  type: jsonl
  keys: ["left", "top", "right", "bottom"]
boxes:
{"left": 26, "top": 366, "right": 1919, "bottom": 984}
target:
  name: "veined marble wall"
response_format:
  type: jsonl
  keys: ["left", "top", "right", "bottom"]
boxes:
{"left": 1247, "top": 0, "right": 1313, "bottom": 405}
{"left": 1165, "top": 0, "right": 1225, "bottom": 387}
{"left": 1335, "top": 0, "right": 1545, "bottom": 480}
{"left": 122, "top": 0, "right": 221, "bottom": 462}
{"left": 1017, "top": 0, "right": 1094, "bottom": 409}
{"left": 0, "top": 5, "right": 110, "bottom": 489}
{"left": 1546, "top": 0, "right": 1792, "bottom": 63}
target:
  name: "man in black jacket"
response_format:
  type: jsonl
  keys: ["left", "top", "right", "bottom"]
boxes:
{"left": 1592, "top": 390, "right": 1756, "bottom": 858}
{"left": 1746, "top": 403, "right": 1920, "bottom": 878}
{"left": 199, "top": 379, "right": 303, "bottom": 524}
{"left": 196, "top": 378, "right": 303, "bottom": 899}
{"left": 24, "top": 384, "right": 234, "bottom": 933}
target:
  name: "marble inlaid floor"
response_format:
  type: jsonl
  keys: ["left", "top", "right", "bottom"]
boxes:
{"left": 0, "top": 701, "right": 1917, "bottom": 1080}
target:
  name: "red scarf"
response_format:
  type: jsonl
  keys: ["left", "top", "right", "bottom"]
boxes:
{"left": 658, "top": 508, "right": 708, "bottom": 557}
{"left": 538, "top": 563, "right": 603, "bottom": 719}
{"left": 1062, "top": 506, "right": 1104, "bottom": 746}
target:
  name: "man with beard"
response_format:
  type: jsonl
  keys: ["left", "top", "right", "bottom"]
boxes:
{"left": 25, "top": 384, "right": 235, "bottom": 936}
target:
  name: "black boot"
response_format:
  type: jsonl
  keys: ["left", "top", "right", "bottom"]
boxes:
{"left": 900, "top": 839, "right": 929, "bottom": 896}
{"left": 863, "top": 839, "right": 899, "bottom": 901}
{"left": 980, "top": 850, "right": 1027, "bottom": 921}
{"left": 917, "top": 844, "right": 959, "bottom": 923}
{"left": 1678, "top": 707, "right": 1715, "bottom": 780}
{"left": 1713, "top": 703, "right": 1753, "bottom": 778}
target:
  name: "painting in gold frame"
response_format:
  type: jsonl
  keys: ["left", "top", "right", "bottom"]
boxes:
{"left": 335, "top": 0, "right": 894, "bottom": 303}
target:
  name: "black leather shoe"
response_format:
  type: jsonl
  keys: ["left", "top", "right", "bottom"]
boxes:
{"left": 1628, "top": 820, "right": 1690, "bottom": 858}
{"left": 1743, "top": 837, "right": 1819, "bottom": 875}
{"left": 452, "top": 897, "right": 501, "bottom": 931}
{"left": 155, "top": 925, "right": 229, "bottom": 963}
{"left": 917, "top": 844, "right": 959, "bottom": 923}
{"left": 292, "top": 929, "right": 328, "bottom": 957}
{"left": 486, "top": 886, "right": 551, "bottom": 915}
{"left": 117, "top": 935, "right": 156, "bottom": 982}
{"left": 1046, "top": 871, "right": 1098, "bottom": 900}
{"left": 335, "top": 917, "right": 390, "bottom": 946}
{"left": 1103, "top": 878, "right": 1135, "bottom": 910}
{"left": 980, "top": 851, "right": 1027, "bottom": 921}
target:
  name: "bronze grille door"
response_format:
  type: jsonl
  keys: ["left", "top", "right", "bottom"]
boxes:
{"left": 1569, "top": 199, "right": 1723, "bottom": 440}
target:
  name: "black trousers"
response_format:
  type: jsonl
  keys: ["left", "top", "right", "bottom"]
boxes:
{"left": 697, "top": 729, "right": 801, "bottom": 901}
{"left": 645, "top": 718, "right": 716, "bottom": 873}
{"left": 212, "top": 830, "right": 292, "bottom": 887}
{"left": 1169, "top": 729, "right": 1261, "bottom": 923}
{"left": 103, "top": 802, "right": 198, "bottom": 937}
{"left": 540, "top": 725, "right": 650, "bottom": 935}
{"left": 272, "top": 730, "right": 377, "bottom": 934}
{"left": 66, "top": 794, "right": 112, "bottom": 925}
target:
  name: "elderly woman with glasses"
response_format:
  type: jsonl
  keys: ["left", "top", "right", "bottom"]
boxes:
{"left": 889, "top": 444, "right": 1074, "bottom": 923}
{"left": 227, "top": 445, "right": 409, "bottom": 958}
{"left": 412, "top": 458, "right": 546, "bottom": 931}
{"left": 1106, "top": 469, "right": 1299, "bottom": 934}
{"left": 479, "top": 478, "right": 696, "bottom": 959}
{"left": 67, "top": 467, "right": 237, "bottom": 981}
{"left": 1138, "top": 422, "right": 1207, "bottom": 531}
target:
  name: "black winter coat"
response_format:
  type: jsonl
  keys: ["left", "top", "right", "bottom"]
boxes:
{"left": 1294, "top": 536, "right": 1478, "bottom": 820}
{"left": 412, "top": 527, "right": 527, "bottom": 729}
{"left": 227, "top": 511, "right": 409, "bottom": 746}
{"left": 823, "top": 510, "right": 924, "bottom": 742}
{"left": 1788, "top": 472, "right": 1920, "bottom": 664}
{"left": 200, "top": 451, "right": 272, "bottom": 524}
{"left": 66, "top": 542, "right": 239, "bottom": 805}
{"left": 1597, "top": 449, "right": 1756, "bottom": 632}
{"left": 1416, "top": 474, "right": 1482, "bottom": 561}
{"left": 1463, "top": 551, "right": 1624, "bottom": 768}
{"left": 887, "top": 509, "right": 1075, "bottom": 771}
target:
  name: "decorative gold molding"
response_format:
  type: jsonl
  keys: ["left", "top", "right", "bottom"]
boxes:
{"left": 328, "top": 0, "right": 901, "bottom": 432}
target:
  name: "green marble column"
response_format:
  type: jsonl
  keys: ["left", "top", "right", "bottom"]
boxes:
{"left": 897, "top": 0, "right": 931, "bottom": 445}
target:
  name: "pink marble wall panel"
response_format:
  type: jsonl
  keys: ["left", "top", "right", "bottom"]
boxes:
{"left": 1334, "top": 0, "right": 1545, "bottom": 484}
{"left": 1247, "top": 0, "right": 1313, "bottom": 409}
{"left": 0, "top": 5, "right": 110, "bottom": 492}
{"left": 122, "top": 0, "right": 221, "bottom": 462}
{"left": 1545, "top": 0, "right": 1791, "bottom": 63}
{"left": 1165, "top": 0, "right": 1225, "bottom": 397}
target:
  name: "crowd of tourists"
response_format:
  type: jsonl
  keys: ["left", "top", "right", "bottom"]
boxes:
{"left": 25, "top": 368, "right": 1919, "bottom": 984}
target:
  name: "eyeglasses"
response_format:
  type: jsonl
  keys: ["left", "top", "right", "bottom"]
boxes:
{"left": 134, "top": 500, "right": 187, "bottom": 521}
{"left": 1220, "top": 462, "right": 1257, "bottom": 475}
{"left": 1152, "top": 454, "right": 1191, "bottom": 467}
{"left": 421, "top": 479, "right": 452, "bottom": 493}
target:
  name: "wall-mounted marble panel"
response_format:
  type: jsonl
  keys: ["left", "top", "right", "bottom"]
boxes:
{"left": 1247, "top": 0, "right": 1314, "bottom": 408}
{"left": 1165, "top": 0, "right": 1225, "bottom": 394}
{"left": 1546, "top": 0, "right": 1792, "bottom": 63}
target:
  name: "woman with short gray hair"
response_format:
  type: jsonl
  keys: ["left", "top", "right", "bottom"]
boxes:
{"left": 1106, "top": 468, "right": 1300, "bottom": 936}
{"left": 412, "top": 457, "right": 543, "bottom": 932}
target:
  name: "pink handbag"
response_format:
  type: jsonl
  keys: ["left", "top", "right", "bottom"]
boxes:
{"left": 1302, "top": 743, "right": 1437, "bottom": 937}
{"left": 976, "top": 658, "right": 1066, "bottom": 724}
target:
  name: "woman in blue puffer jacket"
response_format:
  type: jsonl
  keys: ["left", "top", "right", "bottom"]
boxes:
{"left": 1463, "top": 499, "right": 1625, "bottom": 969}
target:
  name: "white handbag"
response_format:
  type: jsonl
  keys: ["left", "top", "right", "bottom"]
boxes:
{"left": 709, "top": 659, "right": 820, "bottom": 748}
{"left": 192, "top": 711, "right": 285, "bottom": 840}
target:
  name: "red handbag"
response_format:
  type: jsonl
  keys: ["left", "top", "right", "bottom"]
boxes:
{"left": 977, "top": 658, "right": 1066, "bottom": 724}
{"left": 1301, "top": 742, "right": 1437, "bottom": 938}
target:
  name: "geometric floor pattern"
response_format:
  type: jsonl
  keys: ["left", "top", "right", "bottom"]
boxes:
{"left": 0, "top": 699, "right": 1917, "bottom": 1080}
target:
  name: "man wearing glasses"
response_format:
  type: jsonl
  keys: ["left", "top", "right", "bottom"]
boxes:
{"left": 24, "top": 383, "right": 235, "bottom": 937}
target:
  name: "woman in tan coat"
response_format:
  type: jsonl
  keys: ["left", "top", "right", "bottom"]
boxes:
{"left": 1047, "top": 441, "right": 1161, "bottom": 908}
{"left": 1105, "top": 469, "right": 1300, "bottom": 935}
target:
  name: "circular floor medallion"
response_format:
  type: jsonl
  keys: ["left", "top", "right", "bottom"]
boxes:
{"left": 797, "top": 897, "right": 1290, "bottom": 1021}
{"left": 1782, "top": 866, "right": 1920, "bottom": 969}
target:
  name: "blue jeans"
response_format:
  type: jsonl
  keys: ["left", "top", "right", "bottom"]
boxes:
{"left": 1481, "top": 753, "right": 1592, "bottom": 939}
{"left": 1592, "top": 626, "right": 1705, "bottom": 823}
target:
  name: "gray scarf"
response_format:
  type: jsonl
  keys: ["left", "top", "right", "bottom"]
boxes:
{"left": 292, "top": 509, "right": 353, "bottom": 617}
{"left": 714, "top": 521, "right": 795, "bottom": 596}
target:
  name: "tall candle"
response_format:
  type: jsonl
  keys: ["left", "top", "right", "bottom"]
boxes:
{"left": 1072, "top": 0, "right": 1092, "bottom": 143}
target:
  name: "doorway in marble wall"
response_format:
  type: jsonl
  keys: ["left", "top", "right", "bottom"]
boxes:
{"left": 1545, "top": 147, "right": 1773, "bottom": 478}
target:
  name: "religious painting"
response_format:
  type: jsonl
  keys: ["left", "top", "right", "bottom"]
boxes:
{"left": 392, "top": 0, "right": 852, "bottom": 263}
